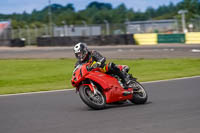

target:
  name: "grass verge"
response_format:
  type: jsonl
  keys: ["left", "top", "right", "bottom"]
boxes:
{"left": 0, "top": 58, "right": 200, "bottom": 95}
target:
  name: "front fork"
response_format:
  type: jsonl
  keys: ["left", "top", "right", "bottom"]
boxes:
{"left": 90, "top": 80, "right": 98, "bottom": 95}
{"left": 76, "top": 79, "right": 98, "bottom": 95}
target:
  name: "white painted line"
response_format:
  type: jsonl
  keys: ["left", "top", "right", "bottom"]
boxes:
{"left": 163, "top": 49, "right": 169, "bottom": 51}
{"left": 0, "top": 89, "right": 75, "bottom": 97}
{"left": 142, "top": 75, "right": 200, "bottom": 84}
{"left": 163, "top": 49, "right": 174, "bottom": 51}
{"left": 117, "top": 49, "right": 123, "bottom": 52}
{"left": 191, "top": 49, "right": 200, "bottom": 52}
{"left": 0, "top": 75, "right": 200, "bottom": 97}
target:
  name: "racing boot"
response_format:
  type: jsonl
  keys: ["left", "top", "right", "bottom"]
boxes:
{"left": 119, "top": 71, "right": 131, "bottom": 89}
{"left": 108, "top": 62, "right": 131, "bottom": 89}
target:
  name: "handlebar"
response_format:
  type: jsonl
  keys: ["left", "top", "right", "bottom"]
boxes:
{"left": 86, "top": 65, "right": 94, "bottom": 71}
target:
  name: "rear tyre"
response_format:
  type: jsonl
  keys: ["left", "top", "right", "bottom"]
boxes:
{"left": 129, "top": 81, "right": 148, "bottom": 104}
{"left": 79, "top": 85, "right": 106, "bottom": 110}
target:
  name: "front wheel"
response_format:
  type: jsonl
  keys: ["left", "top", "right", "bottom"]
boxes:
{"left": 79, "top": 85, "right": 106, "bottom": 110}
{"left": 129, "top": 81, "right": 148, "bottom": 104}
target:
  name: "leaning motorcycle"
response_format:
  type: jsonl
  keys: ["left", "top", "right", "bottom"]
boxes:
{"left": 71, "top": 63, "right": 148, "bottom": 110}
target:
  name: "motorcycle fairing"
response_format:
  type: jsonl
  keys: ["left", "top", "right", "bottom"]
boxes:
{"left": 85, "top": 71, "right": 133, "bottom": 103}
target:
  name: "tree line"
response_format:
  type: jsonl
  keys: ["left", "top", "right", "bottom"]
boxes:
{"left": 0, "top": 0, "right": 199, "bottom": 28}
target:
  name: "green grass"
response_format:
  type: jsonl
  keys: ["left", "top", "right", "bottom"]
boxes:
{"left": 0, "top": 58, "right": 200, "bottom": 95}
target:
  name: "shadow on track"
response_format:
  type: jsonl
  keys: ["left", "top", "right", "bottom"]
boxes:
{"left": 79, "top": 101, "right": 152, "bottom": 111}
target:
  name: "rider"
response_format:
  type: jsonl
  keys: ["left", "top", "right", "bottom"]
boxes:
{"left": 73, "top": 42, "right": 131, "bottom": 89}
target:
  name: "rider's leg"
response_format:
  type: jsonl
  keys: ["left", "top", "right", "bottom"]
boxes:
{"left": 105, "top": 62, "right": 131, "bottom": 88}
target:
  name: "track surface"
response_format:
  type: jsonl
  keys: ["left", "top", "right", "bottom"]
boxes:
{"left": 0, "top": 77, "right": 200, "bottom": 133}
{"left": 0, "top": 44, "right": 200, "bottom": 59}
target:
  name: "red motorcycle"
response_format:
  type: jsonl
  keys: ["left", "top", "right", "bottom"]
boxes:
{"left": 71, "top": 63, "right": 148, "bottom": 110}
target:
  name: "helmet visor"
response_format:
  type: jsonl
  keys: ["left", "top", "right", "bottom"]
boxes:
{"left": 75, "top": 51, "right": 85, "bottom": 61}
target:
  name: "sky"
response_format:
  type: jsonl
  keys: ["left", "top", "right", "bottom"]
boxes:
{"left": 0, "top": 0, "right": 183, "bottom": 14}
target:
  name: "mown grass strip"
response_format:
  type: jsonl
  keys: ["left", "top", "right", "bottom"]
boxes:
{"left": 0, "top": 58, "right": 200, "bottom": 95}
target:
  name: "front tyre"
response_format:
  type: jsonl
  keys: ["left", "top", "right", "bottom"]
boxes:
{"left": 79, "top": 85, "right": 106, "bottom": 110}
{"left": 130, "top": 81, "right": 148, "bottom": 104}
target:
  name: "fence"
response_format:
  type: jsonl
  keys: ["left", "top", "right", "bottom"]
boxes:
{"left": 11, "top": 27, "right": 47, "bottom": 45}
{"left": 1, "top": 19, "right": 200, "bottom": 46}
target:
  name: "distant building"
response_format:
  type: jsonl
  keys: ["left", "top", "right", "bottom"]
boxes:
{"left": 126, "top": 19, "right": 178, "bottom": 33}
{"left": 0, "top": 20, "right": 12, "bottom": 46}
{"left": 0, "top": 20, "right": 11, "bottom": 37}
{"left": 53, "top": 25, "right": 101, "bottom": 37}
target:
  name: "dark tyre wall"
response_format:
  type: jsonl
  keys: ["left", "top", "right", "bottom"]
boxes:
{"left": 0, "top": 40, "right": 11, "bottom": 46}
{"left": 37, "top": 34, "right": 136, "bottom": 46}
{"left": 0, "top": 38, "right": 25, "bottom": 47}
{"left": 10, "top": 39, "right": 25, "bottom": 47}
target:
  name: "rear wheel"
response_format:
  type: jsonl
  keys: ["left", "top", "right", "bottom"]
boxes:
{"left": 129, "top": 81, "right": 148, "bottom": 104}
{"left": 79, "top": 85, "right": 106, "bottom": 110}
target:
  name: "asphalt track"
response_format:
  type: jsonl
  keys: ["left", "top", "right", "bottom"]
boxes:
{"left": 0, "top": 76, "right": 200, "bottom": 133}
{"left": 0, "top": 44, "right": 200, "bottom": 59}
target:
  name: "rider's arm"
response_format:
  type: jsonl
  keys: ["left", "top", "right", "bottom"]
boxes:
{"left": 74, "top": 61, "right": 80, "bottom": 68}
{"left": 91, "top": 50, "right": 106, "bottom": 67}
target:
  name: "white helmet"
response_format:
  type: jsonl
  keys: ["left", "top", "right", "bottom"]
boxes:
{"left": 74, "top": 42, "right": 89, "bottom": 61}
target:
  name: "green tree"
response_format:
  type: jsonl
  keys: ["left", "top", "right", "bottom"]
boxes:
{"left": 1, "top": 0, "right": 200, "bottom": 28}
{"left": 87, "top": 1, "right": 112, "bottom": 10}
{"left": 177, "top": 0, "right": 200, "bottom": 20}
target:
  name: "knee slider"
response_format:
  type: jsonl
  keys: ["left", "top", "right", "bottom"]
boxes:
{"left": 108, "top": 62, "right": 116, "bottom": 71}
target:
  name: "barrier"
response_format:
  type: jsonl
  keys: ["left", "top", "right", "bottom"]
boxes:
{"left": 158, "top": 34, "right": 185, "bottom": 43}
{"left": 133, "top": 33, "right": 158, "bottom": 45}
{"left": 0, "top": 40, "right": 11, "bottom": 46}
{"left": 10, "top": 38, "right": 25, "bottom": 47}
{"left": 185, "top": 32, "right": 200, "bottom": 44}
{"left": 37, "top": 34, "right": 135, "bottom": 46}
